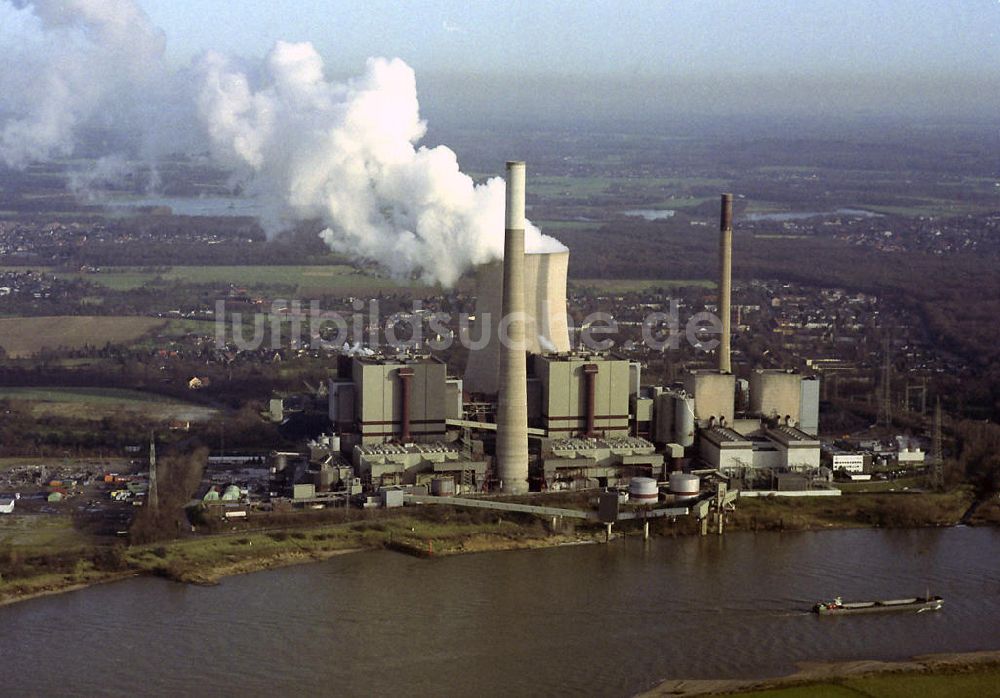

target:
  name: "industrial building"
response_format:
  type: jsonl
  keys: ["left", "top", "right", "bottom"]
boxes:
{"left": 829, "top": 452, "right": 867, "bottom": 473}
{"left": 325, "top": 353, "right": 487, "bottom": 490}
{"left": 684, "top": 370, "right": 736, "bottom": 427}
{"left": 540, "top": 436, "right": 663, "bottom": 490}
{"left": 310, "top": 177, "right": 827, "bottom": 498}
{"left": 530, "top": 352, "right": 636, "bottom": 438}
{"left": 328, "top": 354, "right": 462, "bottom": 447}
{"left": 749, "top": 369, "right": 821, "bottom": 435}
{"left": 353, "top": 442, "right": 487, "bottom": 491}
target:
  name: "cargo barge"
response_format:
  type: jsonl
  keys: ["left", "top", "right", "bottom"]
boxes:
{"left": 812, "top": 595, "right": 943, "bottom": 615}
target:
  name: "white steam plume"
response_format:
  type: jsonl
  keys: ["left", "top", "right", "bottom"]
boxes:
{"left": 0, "top": 2, "right": 566, "bottom": 287}
{"left": 197, "top": 42, "right": 565, "bottom": 286}
{"left": 0, "top": 0, "right": 166, "bottom": 167}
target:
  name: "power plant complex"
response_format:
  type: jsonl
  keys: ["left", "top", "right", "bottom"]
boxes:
{"left": 316, "top": 163, "right": 821, "bottom": 504}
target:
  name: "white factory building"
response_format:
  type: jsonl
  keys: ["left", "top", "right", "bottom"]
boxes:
{"left": 831, "top": 453, "right": 866, "bottom": 473}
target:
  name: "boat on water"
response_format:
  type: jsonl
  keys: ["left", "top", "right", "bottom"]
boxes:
{"left": 812, "top": 595, "right": 943, "bottom": 615}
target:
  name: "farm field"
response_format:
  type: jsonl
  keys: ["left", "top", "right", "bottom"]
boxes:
{"left": 0, "top": 387, "right": 217, "bottom": 422}
{"left": 569, "top": 278, "right": 715, "bottom": 293}
{"left": 58, "top": 265, "right": 426, "bottom": 295}
{"left": 0, "top": 265, "right": 429, "bottom": 294}
{"left": 0, "top": 316, "right": 165, "bottom": 357}
{"left": 0, "top": 513, "right": 94, "bottom": 549}
{"left": 530, "top": 175, "right": 728, "bottom": 200}
{"left": 0, "top": 387, "right": 216, "bottom": 422}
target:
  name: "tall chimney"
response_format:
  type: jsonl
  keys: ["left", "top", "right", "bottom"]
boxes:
{"left": 718, "top": 193, "right": 733, "bottom": 374}
{"left": 496, "top": 161, "right": 530, "bottom": 494}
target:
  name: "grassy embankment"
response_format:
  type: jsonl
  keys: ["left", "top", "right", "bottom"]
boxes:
{"left": 642, "top": 651, "right": 1000, "bottom": 697}
{"left": 0, "top": 508, "right": 594, "bottom": 604}
{"left": 2, "top": 491, "right": 997, "bottom": 606}
{"left": 725, "top": 489, "right": 984, "bottom": 532}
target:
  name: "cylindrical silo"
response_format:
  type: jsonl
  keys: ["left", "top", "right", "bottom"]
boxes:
{"left": 673, "top": 394, "right": 696, "bottom": 448}
{"left": 654, "top": 392, "right": 675, "bottom": 443}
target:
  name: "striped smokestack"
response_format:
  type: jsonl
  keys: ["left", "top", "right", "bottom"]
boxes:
{"left": 496, "top": 161, "right": 530, "bottom": 494}
{"left": 719, "top": 193, "right": 733, "bottom": 374}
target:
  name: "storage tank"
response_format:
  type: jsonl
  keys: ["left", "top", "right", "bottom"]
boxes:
{"left": 430, "top": 477, "right": 456, "bottom": 497}
{"left": 673, "top": 393, "right": 696, "bottom": 448}
{"left": 654, "top": 392, "right": 675, "bottom": 443}
{"left": 669, "top": 472, "right": 700, "bottom": 500}
{"left": 628, "top": 476, "right": 659, "bottom": 505}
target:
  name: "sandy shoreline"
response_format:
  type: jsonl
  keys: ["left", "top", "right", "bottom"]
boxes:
{"left": 637, "top": 649, "right": 1000, "bottom": 696}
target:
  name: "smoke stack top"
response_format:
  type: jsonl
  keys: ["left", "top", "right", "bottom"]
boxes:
{"left": 720, "top": 193, "right": 734, "bottom": 231}
{"left": 505, "top": 161, "right": 526, "bottom": 231}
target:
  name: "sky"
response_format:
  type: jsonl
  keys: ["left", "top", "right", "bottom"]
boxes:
{"left": 0, "top": 0, "right": 996, "bottom": 281}
{"left": 139, "top": 0, "right": 1000, "bottom": 80}
{"left": 2, "top": 0, "right": 999, "bottom": 130}
{"left": 132, "top": 0, "right": 1000, "bottom": 122}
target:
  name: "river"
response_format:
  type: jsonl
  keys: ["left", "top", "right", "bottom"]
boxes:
{"left": 2, "top": 527, "right": 998, "bottom": 697}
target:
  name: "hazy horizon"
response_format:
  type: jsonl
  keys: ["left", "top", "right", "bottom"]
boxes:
{"left": 3, "top": 0, "right": 999, "bottom": 131}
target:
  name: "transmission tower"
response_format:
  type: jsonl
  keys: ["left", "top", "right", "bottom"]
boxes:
{"left": 930, "top": 398, "right": 944, "bottom": 490}
{"left": 905, "top": 381, "right": 927, "bottom": 415}
{"left": 148, "top": 432, "right": 159, "bottom": 512}
{"left": 877, "top": 337, "right": 893, "bottom": 429}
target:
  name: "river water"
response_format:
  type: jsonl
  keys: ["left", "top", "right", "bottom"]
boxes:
{"left": 2, "top": 527, "right": 999, "bottom": 697}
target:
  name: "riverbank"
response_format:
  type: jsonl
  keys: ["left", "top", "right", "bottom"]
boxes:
{"left": 639, "top": 649, "right": 1000, "bottom": 696}
{"left": 0, "top": 510, "right": 601, "bottom": 605}
{"left": 725, "top": 488, "right": 984, "bottom": 532}
{"left": 2, "top": 490, "right": 996, "bottom": 608}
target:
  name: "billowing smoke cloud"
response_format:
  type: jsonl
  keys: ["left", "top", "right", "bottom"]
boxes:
{"left": 0, "top": 0, "right": 166, "bottom": 167}
{"left": 0, "top": 1, "right": 565, "bottom": 286}
{"left": 197, "top": 42, "right": 564, "bottom": 285}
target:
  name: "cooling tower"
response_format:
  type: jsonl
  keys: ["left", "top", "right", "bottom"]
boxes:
{"left": 495, "top": 161, "right": 530, "bottom": 495}
{"left": 719, "top": 193, "right": 733, "bottom": 374}
{"left": 464, "top": 250, "right": 571, "bottom": 395}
